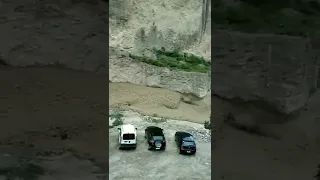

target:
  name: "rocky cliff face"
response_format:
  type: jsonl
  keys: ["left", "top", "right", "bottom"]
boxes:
{"left": 109, "top": 0, "right": 211, "bottom": 61}
{"left": 0, "top": 0, "right": 108, "bottom": 72}
{"left": 212, "top": 30, "right": 318, "bottom": 114}
{"left": 109, "top": 0, "right": 212, "bottom": 99}
{"left": 109, "top": 48, "right": 211, "bottom": 98}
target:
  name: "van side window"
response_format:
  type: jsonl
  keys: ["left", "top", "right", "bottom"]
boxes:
{"left": 123, "top": 134, "right": 135, "bottom": 140}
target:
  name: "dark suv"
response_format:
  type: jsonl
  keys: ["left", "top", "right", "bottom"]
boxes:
{"left": 175, "top": 131, "right": 196, "bottom": 154}
{"left": 145, "top": 126, "right": 166, "bottom": 150}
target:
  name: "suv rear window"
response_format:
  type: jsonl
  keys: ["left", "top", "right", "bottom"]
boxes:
{"left": 152, "top": 136, "right": 164, "bottom": 140}
{"left": 182, "top": 141, "right": 195, "bottom": 146}
{"left": 123, "top": 134, "right": 135, "bottom": 140}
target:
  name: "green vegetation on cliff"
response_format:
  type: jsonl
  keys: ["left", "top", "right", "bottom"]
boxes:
{"left": 213, "top": 0, "right": 320, "bottom": 36}
{"left": 129, "top": 49, "right": 211, "bottom": 73}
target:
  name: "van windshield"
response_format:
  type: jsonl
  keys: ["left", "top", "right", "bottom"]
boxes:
{"left": 123, "top": 133, "right": 135, "bottom": 140}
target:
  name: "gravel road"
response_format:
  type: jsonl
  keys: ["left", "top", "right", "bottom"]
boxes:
{"left": 109, "top": 111, "right": 211, "bottom": 180}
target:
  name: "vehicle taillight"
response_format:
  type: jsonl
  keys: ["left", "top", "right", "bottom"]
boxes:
{"left": 149, "top": 140, "right": 153, "bottom": 144}
{"left": 180, "top": 146, "right": 184, "bottom": 150}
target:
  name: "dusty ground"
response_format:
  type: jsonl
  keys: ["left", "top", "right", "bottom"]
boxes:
{"left": 109, "top": 111, "right": 211, "bottom": 180}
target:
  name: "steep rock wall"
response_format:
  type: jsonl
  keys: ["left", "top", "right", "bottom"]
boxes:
{"left": 109, "top": 0, "right": 211, "bottom": 61}
{"left": 212, "top": 30, "right": 318, "bottom": 114}
{"left": 109, "top": 48, "right": 211, "bottom": 98}
{"left": 109, "top": 0, "right": 212, "bottom": 100}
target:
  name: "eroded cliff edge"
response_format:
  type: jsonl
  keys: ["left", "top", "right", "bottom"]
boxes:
{"left": 212, "top": 30, "right": 319, "bottom": 115}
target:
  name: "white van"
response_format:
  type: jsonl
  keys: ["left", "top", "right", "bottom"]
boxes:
{"left": 118, "top": 124, "right": 137, "bottom": 149}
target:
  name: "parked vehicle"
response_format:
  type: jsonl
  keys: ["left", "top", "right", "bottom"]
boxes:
{"left": 118, "top": 124, "right": 137, "bottom": 149}
{"left": 174, "top": 131, "right": 196, "bottom": 154}
{"left": 145, "top": 126, "right": 166, "bottom": 150}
